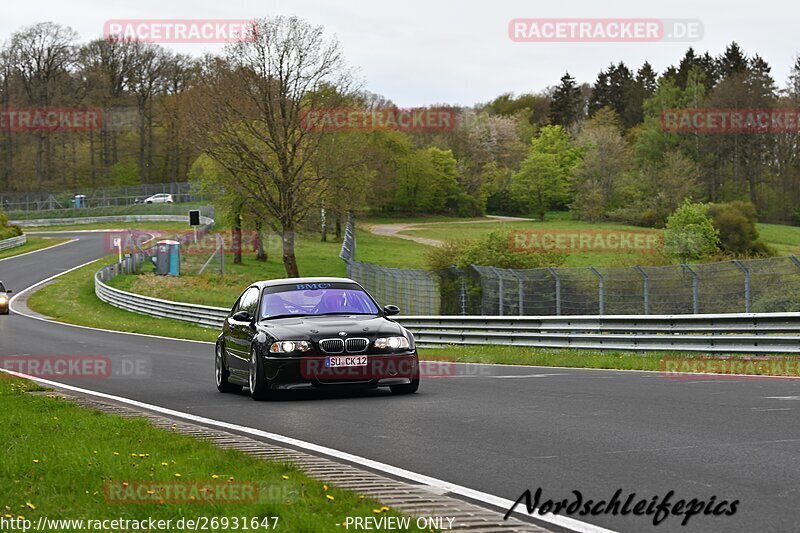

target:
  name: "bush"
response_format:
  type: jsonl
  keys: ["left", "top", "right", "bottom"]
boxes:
{"left": 663, "top": 201, "right": 720, "bottom": 262}
{"left": 425, "top": 230, "right": 566, "bottom": 271}
{"left": 0, "top": 208, "right": 22, "bottom": 241}
{"left": 708, "top": 201, "right": 775, "bottom": 257}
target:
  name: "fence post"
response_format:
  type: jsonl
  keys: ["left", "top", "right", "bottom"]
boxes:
{"left": 547, "top": 267, "right": 561, "bottom": 316}
{"left": 451, "top": 266, "right": 468, "bottom": 316}
{"left": 733, "top": 260, "right": 751, "bottom": 313}
{"left": 489, "top": 266, "right": 504, "bottom": 316}
{"left": 509, "top": 270, "right": 525, "bottom": 316}
{"left": 682, "top": 264, "right": 699, "bottom": 314}
{"left": 589, "top": 267, "right": 604, "bottom": 314}
{"left": 634, "top": 266, "right": 649, "bottom": 315}
{"left": 791, "top": 256, "right": 800, "bottom": 269}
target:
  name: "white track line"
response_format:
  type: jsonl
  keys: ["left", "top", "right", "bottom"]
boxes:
{"left": 0, "top": 238, "right": 78, "bottom": 263}
{"left": 0, "top": 367, "right": 615, "bottom": 533}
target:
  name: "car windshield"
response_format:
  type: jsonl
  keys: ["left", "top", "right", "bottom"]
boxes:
{"left": 260, "top": 284, "right": 380, "bottom": 319}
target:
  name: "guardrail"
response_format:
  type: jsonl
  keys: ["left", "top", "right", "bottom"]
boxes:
{"left": 0, "top": 234, "right": 26, "bottom": 252}
{"left": 93, "top": 265, "right": 800, "bottom": 352}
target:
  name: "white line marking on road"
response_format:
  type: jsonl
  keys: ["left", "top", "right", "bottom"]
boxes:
{"left": 0, "top": 238, "right": 78, "bottom": 263}
{"left": 446, "top": 373, "right": 567, "bottom": 379}
{"left": 763, "top": 396, "right": 800, "bottom": 400}
{"left": 751, "top": 408, "right": 792, "bottom": 412}
{"left": 0, "top": 367, "right": 615, "bottom": 533}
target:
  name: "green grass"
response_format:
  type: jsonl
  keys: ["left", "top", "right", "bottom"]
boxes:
{"left": 105, "top": 228, "right": 429, "bottom": 309}
{"left": 0, "top": 377, "right": 423, "bottom": 530}
{"left": 27, "top": 256, "right": 218, "bottom": 342}
{"left": 0, "top": 237, "right": 69, "bottom": 260}
{"left": 756, "top": 222, "right": 800, "bottom": 256}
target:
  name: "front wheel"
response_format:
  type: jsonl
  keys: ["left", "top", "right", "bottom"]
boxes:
{"left": 390, "top": 378, "right": 419, "bottom": 395}
{"left": 215, "top": 344, "right": 242, "bottom": 393}
{"left": 249, "top": 348, "right": 273, "bottom": 400}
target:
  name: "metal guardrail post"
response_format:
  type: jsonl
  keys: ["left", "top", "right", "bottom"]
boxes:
{"left": 547, "top": 267, "right": 561, "bottom": 316}
{"left": 682, "top": 264, "right": 699, "bottom": 314}
{"left": 733, "top": 260, "right": 751, "bottom": 313}
{"left": 634, "top": 266, "right": 650, "bottom": 315}
{"left": 589, "top": 267, "right": 604, "bottom": 315}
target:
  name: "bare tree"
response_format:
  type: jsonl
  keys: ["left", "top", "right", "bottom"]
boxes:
{"left": 190, "top": 16, "right": 355, "bottom": 277}
{"left": 127, "top": 41, "right": 165, "bottom": 182}
{"left": 8, "top": 22, "right": 78, "bottom": 186}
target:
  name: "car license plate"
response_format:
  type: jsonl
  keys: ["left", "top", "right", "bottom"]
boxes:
{"left": 326, "top": 355, "right": 368, "bottom": 368}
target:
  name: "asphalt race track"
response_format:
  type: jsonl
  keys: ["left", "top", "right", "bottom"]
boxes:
{"left": 2, "top": 233, "right": 800, "bottom": 532}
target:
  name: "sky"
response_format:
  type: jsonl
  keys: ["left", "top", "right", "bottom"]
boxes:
{"left": 2, "top": 0, "right": 798, "bottom": 107}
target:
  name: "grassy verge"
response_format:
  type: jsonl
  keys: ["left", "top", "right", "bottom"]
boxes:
{"left": 0, "top": 237, "right": 69, "bottom": 260}
{"left": 26, "top": 256, "right": 218, "bottom": 342}
{"left": 105, "top": 228, "right": 429, "bottom": 308}
{"left": 0, "top": 377, "right": 422, "bottom": 530}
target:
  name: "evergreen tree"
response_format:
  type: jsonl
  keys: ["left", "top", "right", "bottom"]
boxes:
{"left": 549, "top": 72, "right": 583, "bottom": 128}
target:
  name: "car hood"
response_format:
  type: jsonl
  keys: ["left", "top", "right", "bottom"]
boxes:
{"left": 256, "top": 315, "right": 404, "bottom": 341}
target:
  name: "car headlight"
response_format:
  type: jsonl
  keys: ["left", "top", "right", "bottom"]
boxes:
{"left": 0, "top": 295, "right": 7, "bottom": 304}
{"left": 269, "top": 340, "right": 311, "bottom": 354}
{"left": 374, "top": 336, "right": 410, "bottom": 350}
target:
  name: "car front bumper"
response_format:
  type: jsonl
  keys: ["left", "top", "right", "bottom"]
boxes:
{"left": 257, "top": 351, "right": 419, "bottom": 390}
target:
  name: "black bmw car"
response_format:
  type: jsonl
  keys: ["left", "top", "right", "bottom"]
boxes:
{"left": 215, "top": 277, "right": 419, "bottom": 399}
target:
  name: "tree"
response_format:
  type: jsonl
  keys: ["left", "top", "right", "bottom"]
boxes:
{"left": 511, "top": 125, "right": 581, "bottom": 220}
{"left": 663, "top": 201, "right": 720, "bottom": 261}
{"left": 8, "top": 22, "right": 78, "bottom": 185}
{"left": 189, "top": 16, "right": 354, "bottom": 277}
{"left": 571, "top": 109, "right": 632, "bottom": 221}
{"left": 549, "top": 72, "right": 583, "bottom": 129}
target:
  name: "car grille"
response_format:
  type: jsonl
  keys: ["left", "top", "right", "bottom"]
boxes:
{"left": 319, "top": 337, "right": 370, "bottom": 353}
{"left": 319, "top": 338, "right": 344, "bottom": 353}
{"left": 345, "top": 338, "right": 369, "bottom": 353}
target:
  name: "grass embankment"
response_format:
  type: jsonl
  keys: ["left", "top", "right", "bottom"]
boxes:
{"left": 0, "top": 377, "right": 421, "bottom": 530}
{"left": 0, "top": 237, "right": 69, "bottom": 261}
{"left": 107, "top": 228, "right": 428, "bottom": 308}
{"left": 27, "top": 256, "right": 218, "bottom": 342}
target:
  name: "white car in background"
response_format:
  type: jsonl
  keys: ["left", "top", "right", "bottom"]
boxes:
{"left": 143, "top": 193, "right": 174, "bottom": 204}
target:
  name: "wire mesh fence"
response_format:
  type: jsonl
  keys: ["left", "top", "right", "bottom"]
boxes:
{"left": 340, "top": 216, "right": 800, "bottom": 316}
{"left": 1, "top": 182, "right": 209, "bottom": 213}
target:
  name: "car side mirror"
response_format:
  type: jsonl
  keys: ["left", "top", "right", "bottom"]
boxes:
{"left": 383, "top": 305, "right": 400, "bottom": 316}
{"left": 5, "top": 290, "right": 11, "bottom": 294}
{"left": 232, "top": 310, "right": 251, "bottom": 322}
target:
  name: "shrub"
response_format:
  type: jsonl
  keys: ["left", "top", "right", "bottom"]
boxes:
{"left": 425, "top": 230, "right": 566, "bottom": 271}
{"left": 663, "top": 201, "right": 720, "bottom": 262}
{"left": 708, "top": 201, "right": 775, "bottom": 257}
{"left": 0, "top": 208, "right": 22, "bottom": 241}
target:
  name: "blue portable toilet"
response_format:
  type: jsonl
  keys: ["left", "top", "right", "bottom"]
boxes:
{"left": 73, "top": 194, "right": 86, "bottom": 208}
{"left": 153, "top": 240, "right": 180, "bottom": 276}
